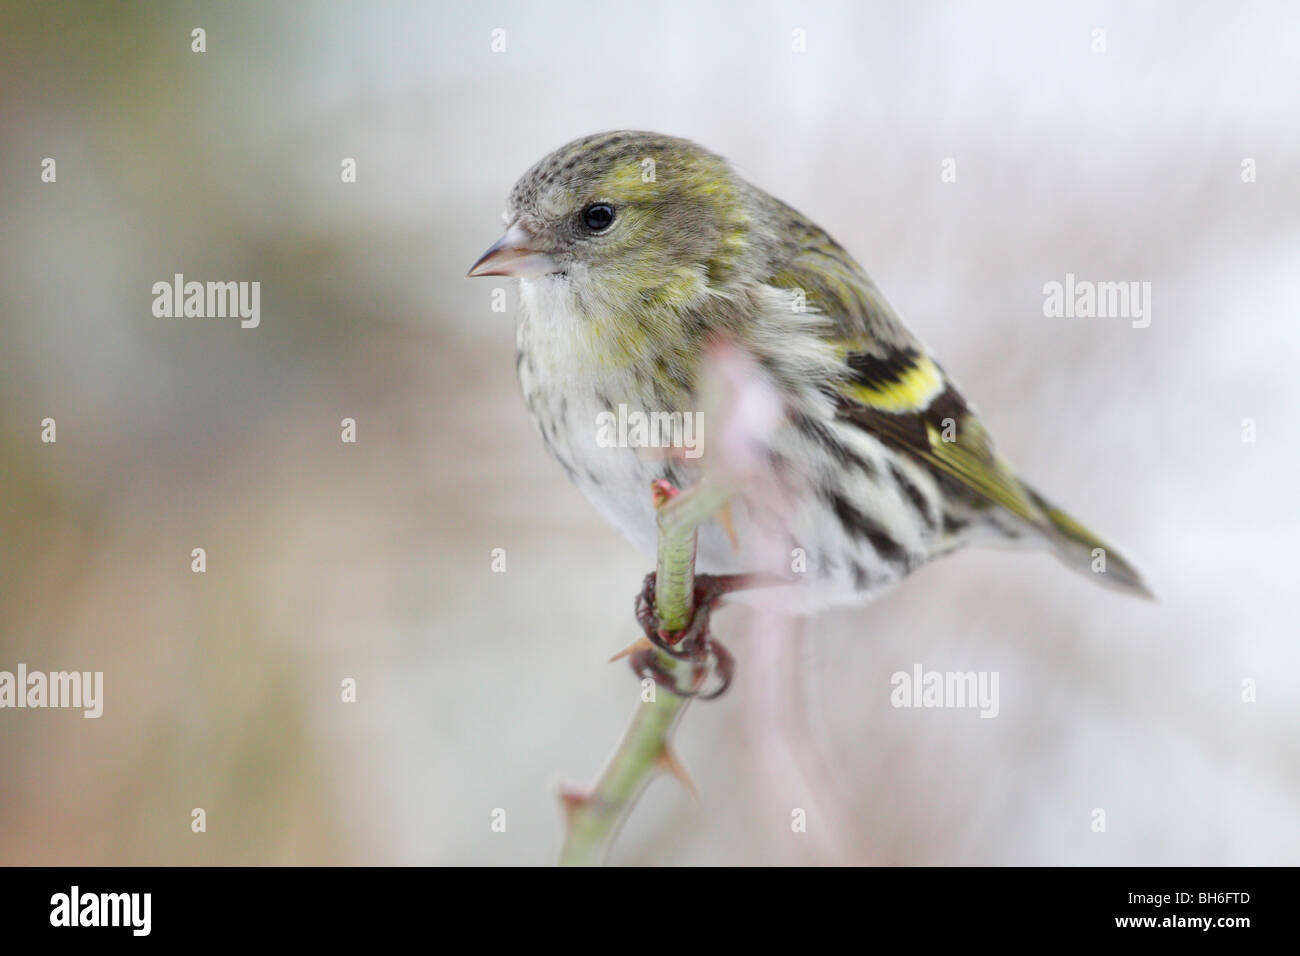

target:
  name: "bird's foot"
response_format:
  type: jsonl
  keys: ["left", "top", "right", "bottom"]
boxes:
{"left": 628, "top": 572, "right": 760, "bottom": 699}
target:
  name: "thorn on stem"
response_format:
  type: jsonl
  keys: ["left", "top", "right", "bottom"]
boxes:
{"left": 609, "top": 636, "right": 653, "bottom": 663}
{"left": 715, "top": 500, "right": 739, "bottom": 550}
{"left": 656, "top": 745, "right": 698, "bottom": 800}
{"left": 558, "top": 783, "right": 591, "bottom": 823}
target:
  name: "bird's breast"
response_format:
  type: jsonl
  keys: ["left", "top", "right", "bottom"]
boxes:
{"left": 514, "top": 282, "right": 704, "bottom": 556}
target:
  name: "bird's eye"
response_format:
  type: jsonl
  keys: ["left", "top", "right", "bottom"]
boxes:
{"left": 582, "top": 203, "right": 615, "bottom": 232}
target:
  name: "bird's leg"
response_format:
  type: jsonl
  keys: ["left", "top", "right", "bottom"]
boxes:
{"left": 629, "top": 645, "right": 703, "bottom": 696}
{"left": 690, "top": 634, "right": 735, "bottom": 701}
{"left": 630, "top": 571, "right": 783, "bottom": 698}
{"left": 635, "top": 572, "right": 695, "bottom": 661}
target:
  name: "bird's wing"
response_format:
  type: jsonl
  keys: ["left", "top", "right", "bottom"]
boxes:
{"left": 761, "top": 213, "right": 1042, "bottom": 525}
{"left": 828, "top": 343, "right": 1046, "bottom": 527}
{"left": 762, "top": 215, "right": 1151, "bottom": 595}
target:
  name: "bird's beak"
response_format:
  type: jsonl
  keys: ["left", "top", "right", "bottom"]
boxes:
{"left": 466, "top": 223, "right": 557, "bottom": 278}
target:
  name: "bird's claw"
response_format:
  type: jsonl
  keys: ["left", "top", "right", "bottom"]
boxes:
{"left": 630, "top": 571, "right": 755, "bottom": 699}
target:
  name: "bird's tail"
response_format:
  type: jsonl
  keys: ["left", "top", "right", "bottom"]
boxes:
{"left": 1020, "top": 485, "right": 1153, "bottom": 599}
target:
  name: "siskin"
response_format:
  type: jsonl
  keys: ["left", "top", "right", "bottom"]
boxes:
{"left": 469, "top": 131, "right": 1150, "bottom": 610}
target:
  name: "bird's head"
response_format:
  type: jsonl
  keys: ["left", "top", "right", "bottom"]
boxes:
{"left": 468, "top": 131, "right": 762, "bottom": 313}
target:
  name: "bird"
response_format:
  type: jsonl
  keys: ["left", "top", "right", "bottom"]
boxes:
{"left": 468, "top": 130, "right": 1150, "bottom": 617}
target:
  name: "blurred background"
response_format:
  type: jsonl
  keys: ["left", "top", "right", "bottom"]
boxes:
{"left": 1, "top": 0, "right": 1297, "bottom": 865}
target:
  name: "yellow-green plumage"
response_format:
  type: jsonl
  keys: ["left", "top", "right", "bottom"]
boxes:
{"left": 472, "top": 131, "right": 1150, "bottom": 605}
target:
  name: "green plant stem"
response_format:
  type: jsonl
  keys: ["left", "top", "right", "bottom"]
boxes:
{"left": 556, "top": 679, "right": 690, "bottom": 866}
{"left": 557, "top": 477, "right": 732, "bottom": 866}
